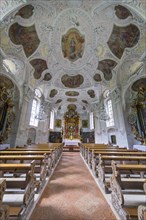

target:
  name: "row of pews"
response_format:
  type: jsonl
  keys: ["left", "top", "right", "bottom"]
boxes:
{"left": 80, "top": 143, "right": 146, "bottom": 220}
{"left": 0, "top": 143, "right": 63, "bottom": 220}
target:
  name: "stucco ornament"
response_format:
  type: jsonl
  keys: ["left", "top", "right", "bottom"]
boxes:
{"left": 50, "top": 8, "right": 96, "bottom": 70}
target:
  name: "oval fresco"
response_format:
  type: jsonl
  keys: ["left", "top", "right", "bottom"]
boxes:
{"left": 93, "top": 74, "right": 102, "bottom": 82}
{"left": 49, "top": 89, "right": 57, "bottom": 98}
{"left": 62, "top": 28, "right": 85, "bottom": 62}
{"left": 65, "top": 91, "right": 79, "bottom": 96}
{"left": 82, "top": 100, "right": 88, "bottom": 104}
{"left": 55, "top": 99, "right": 62, "bottom": 104}
{"left": 43, "top": 73, "right": 52, "bottom": 81}
{"left": 61, "top": 74, "right": 84, "bottom": 88}
{"left": 67, "top": 98, "right": 77, "bottom": 102}
{"left": 115, "top": 5, "right": 132, "bottom": 19}
{"left": 15, "top": 5, "right": 34, "bottom": 18}
{"left": 87, "top": 90, "right": 95, "bottom": 98}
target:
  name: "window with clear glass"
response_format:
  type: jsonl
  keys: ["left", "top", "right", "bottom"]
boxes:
{"left": 50, "top": 110, "right": 54, "bottom": 130}
{"left": 29, "top": 99, "right": 39, "bottom": 127}
{"left": 105, "top": 99, "right": 114, "bottom": 127}
{"left": 90, "top": 112, "right": 94, "bottom": 130}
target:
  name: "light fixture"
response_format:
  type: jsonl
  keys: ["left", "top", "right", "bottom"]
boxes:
{"left": 35, "top": 104, "right": 48, "bottom": 121}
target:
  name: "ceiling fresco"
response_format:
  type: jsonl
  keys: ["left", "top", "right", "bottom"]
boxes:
{"left": 114, "top": 5, "right": 132, "bottom": 19}
{"left": 98, "top": 59, "right": 117, "bottom": 81}
{"left": 43, "top": 73, "right": 52, "bottom": 82}
{"left": 49, "top": 89, "right": 58, "bottom": 98}
{"left": 67, "top": 98, "right": 77, "bottom": 102}
{"left": 30, "top": 59, "right": 48, "bottom": 80}
{"left": 87, "top": 90, "right": 95, "bottom": 98}
{"left": 61, "top": 28, "right": 85, "bottom": 62}
{"left": 1, "top": 0, "right": 145, "bottom": 116}
{"left": 55, "top": 99, "right": 62, "bottom": 104}
{"left": 107, "top": 24, "right": 140, "bottom": 59}
{"left": 9, "top": 23, "right": 40, "bottom": 57}
{"left": 65, "top": 91, "right": 79, "bottom": 96}
{"left": 15, "top": 4, "right": 34, "bottom": 19}
{"left": 93, "top": 74, "right": 102, "bottom": 82}
{"left": 61, "top": 74, "right": 84, "bottom": 88}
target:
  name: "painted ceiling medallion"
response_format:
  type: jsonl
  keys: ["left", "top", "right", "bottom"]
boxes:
{"left": 49, "top": 89, "right": 57, "bottom": 98}
{"left": 62, "top": 28, "right": 85, "bottom": 62}
{"left": 61, "top": 74, "right": 84, "bottom": 88}
{"left": 65, "top": 91, "right": 79, "bottom": 96}
{"left": 67, "top": 98, "right": 77, "bottom": 102}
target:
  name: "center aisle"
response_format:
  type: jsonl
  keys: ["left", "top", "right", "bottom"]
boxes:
{"left": 29, "top": 152, "right": 116, "bottom": 220}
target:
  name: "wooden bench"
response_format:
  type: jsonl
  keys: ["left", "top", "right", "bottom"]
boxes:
{"left": 110, "top": 161, "right": 146, "bottom": 220}
{"left": 0, "top": 171, "right": 36, "bottom": 220}
{"left": 97, "top": 154, "right": 146, "bottom": 193}
{"left": 138, "top": 182, "right": 146, "bottom": 220}
{"left": 0, "top": 160, "right": 36, "bottom": 190}
{"left": 0, "top": 155, "right": 49, "bottom": 192}
{"left": 91, "top": 150, "right": 146, "bottom": 174}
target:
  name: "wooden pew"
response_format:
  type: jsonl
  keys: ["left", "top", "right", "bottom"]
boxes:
{"left": 97, "top": 154, "right": 146, "bottom": 193}
{"left": 91, "top": 150, "right": 146, "bottom": 174}
{"left": 0, "top": 170, "right": 36, "bottom": 220}
{"left": 138, "top": 183, "right": 146, "bottom": 220}
{"left": 110, "top": 161, "right": 146, "bottom": 220}
{"left": 0, "top": 155, "right": 48, "bottom": 192}
{"left": 0, "top": 161, "right": 36, "bottom": 190}
{"left": 0, "top": 179, "right": 9, "bottom": 220}
{"left": 4, "top": 147, "right": 62, "bottom": 167}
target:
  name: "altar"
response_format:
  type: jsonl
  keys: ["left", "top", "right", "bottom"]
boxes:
{"left": 63, "top": 139, "right": 80, "bottom": 146}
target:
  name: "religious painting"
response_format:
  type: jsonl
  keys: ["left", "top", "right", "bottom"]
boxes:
{"left": 49, "top": 89, "right": 57, "bottom": 98}
{"left": 9, "top": 23, "right": 40, "bottom": 57}
{"left": 61, "top": 74, "right": 84, "bottom": 88}
{"left": 87, "top": 90, "right": 95, "bottom": 98}
{"left": 61, "top": 28, "right": 85, "bottom": 62}
{"left": 65, "top": 91, "right": 79, "bottom": 96}
{"left": 115, "top": 5, "right": 132, "bottom": 19}
{"left": 55, "top": 119, "right": 62, "bottom": 128}
{"left": 15, "top": 4, "right": 34, "bottom": 19}
{"left": 67, "top": 98, "right": 77, "bottom": 102}
{"left": 82, "top": 120, "right": 88, "bottom": 128}
{"left": 30, "top": 59, "right": 48, "bottom": 79}
{"left": 97, "top": 59, "right": 117, "bottom": 81}
{"left": 107, "top": 24, "right": 140, "bottom": 59}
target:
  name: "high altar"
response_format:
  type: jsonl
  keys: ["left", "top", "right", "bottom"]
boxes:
{"left": 63, "top": 107, "right": 80, "bottom": 145}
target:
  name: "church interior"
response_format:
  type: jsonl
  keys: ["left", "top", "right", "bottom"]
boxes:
{"left": 0, "top": 0, "right": 146, "bottom": 220}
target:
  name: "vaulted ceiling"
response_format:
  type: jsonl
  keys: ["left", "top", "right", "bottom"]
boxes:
{"left": 0, "top": 0, "right": 145, "bottom": 117}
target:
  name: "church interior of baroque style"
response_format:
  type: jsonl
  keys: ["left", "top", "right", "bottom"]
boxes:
{"left": 0, "top": 0, "right": 146, "bottom": 220}
{"left": 0, "top": 0, "right": 146, "bottom": 148}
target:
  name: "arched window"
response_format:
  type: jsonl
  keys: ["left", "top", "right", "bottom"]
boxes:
{"left": 50, "top": 110, "right": 54, "bottom": 130}
{"left": 105, "top": 99, "right": 114, "bottom": 127}
{"left": 29, "top": 89, "right": 41, "bottom": 127}
{"left": 90, "top": 112, "right": 94, "bottom": 130}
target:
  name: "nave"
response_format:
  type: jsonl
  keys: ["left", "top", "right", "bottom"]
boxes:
{"left": 29, "top": 151, "right": 116, "bottom": 220}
